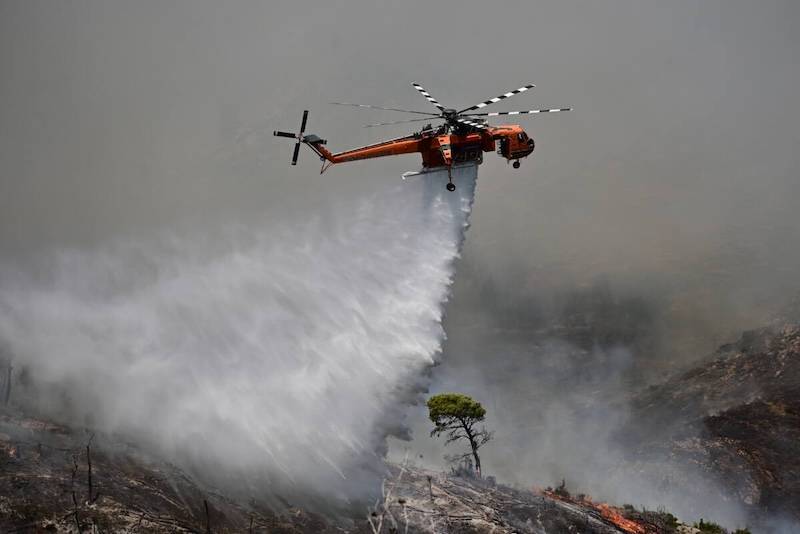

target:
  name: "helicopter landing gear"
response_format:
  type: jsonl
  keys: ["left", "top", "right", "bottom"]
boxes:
{"left": 513, "top": 160, "right": 521, "bottom": 169}
{"left": 446, "top": 166, "right": 456, "bottom": 192}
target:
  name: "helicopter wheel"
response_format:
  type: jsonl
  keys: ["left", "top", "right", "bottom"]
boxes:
{"left": 446, "top": 182, "right": 456, "bottom": 192}
{"left": 513, "top": 160, "right": 521, "bottom": 169}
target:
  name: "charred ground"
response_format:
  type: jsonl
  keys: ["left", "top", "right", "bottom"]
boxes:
{"left": 0, "top": 408, "right": 680, "bottom": 533}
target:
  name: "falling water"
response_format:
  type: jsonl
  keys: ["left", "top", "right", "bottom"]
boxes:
{"left": 0, "top": 165, "right": 477, "bottom": 504}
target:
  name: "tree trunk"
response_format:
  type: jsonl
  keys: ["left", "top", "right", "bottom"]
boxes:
{"left": 463, "top": 424, "right": 482, "bottom": 478}
{"left": 471, "top": 444, "right": 482, "bottom": 478}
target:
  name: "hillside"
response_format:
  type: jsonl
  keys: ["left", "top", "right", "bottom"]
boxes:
{"left": 624, "top": 323, "right": 800, "bottom": 525}
{"left": 0, "top": 408, "right": 689, "bottom": 533}
{"left": 5, "top": 324, "right": 799, "bottom": 532}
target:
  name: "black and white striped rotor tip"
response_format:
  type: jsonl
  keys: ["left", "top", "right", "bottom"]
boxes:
{"left": 411, "top": 82, "right": 445, "bottom": 111}
{"left": 456, "top": 117, "right": 489, "bottom": 130}
{"left": 459, "top": 84, "right": 536, "bottom": 113}
{"left": 464, "top": 108, "right": 572, "bottom": 117}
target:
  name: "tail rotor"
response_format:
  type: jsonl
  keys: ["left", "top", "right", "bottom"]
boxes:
{"left": 273, "top": 110, "right": 309, "bottom": 166}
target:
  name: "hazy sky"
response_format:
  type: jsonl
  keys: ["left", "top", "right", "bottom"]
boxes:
{"left": 3, "top": 0, "right": 798, "bottom": 259}
{"left": 3, "top": 0, "right": 799, "bottom": 380}
{"left": 2, "top": 0, "right": 800, "bottom": 524}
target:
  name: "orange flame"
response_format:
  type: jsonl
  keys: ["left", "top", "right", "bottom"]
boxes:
{"left": 540, "top": 489, "right": 648, "bottom": 534}
{"left": 593, "top": 502, "right": 646, "bottom": 534}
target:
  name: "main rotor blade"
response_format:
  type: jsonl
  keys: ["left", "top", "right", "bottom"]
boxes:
{"left": 458, "top": 84, "right": 535, "bottom": 113}
{"left": 331, "top": 102, "right": 438, "bottom": 116}
{"left": 464, "top": 108, "right": 572, "bottom": 116}
{"left": 456, "top": 117, "right": 489, "bottom": 130}
{"left": 299, "top": 110, "right": 309, "bottom": 135}
{"left": 363, "top": 117, "right": 439, "bottom": 128}
{"left": 411, "top": 82, "right": 445, "bottom": 111}
{"left": 291, "top": 141, "right": 301, "bottom": 165}
{"left": 274, "top": 130, "right": 297, "bottom": 138}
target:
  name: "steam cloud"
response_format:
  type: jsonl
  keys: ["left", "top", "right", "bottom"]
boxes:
{"left": 0, "top": 166, "right": 477, "bottom": 504}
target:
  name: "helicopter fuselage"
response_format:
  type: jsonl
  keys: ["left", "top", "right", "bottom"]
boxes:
{"left": 309, "top": 124, "right": 534, "bottom": 171}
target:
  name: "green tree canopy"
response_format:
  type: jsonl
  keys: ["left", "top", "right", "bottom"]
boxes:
{"left": 426, "top": 393, "right": 492, "bottom": 477}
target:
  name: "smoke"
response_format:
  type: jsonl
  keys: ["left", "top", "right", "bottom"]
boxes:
{"left": 470, "top": 338, "right": 749, "bottom": 527}
{"left": 394, "top": 275, "right": 776, "bottom": 529}
{"left": 0, "top": 165, "right": 477, "bottom": 505}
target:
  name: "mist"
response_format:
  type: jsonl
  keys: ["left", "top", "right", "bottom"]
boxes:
{"left": 0, "top": 167, "right": 477, "bottom": 505}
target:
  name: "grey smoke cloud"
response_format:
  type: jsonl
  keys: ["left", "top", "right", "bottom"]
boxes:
{"left": 2, "top": 1, "right": 798, "bottom": 263}
{"left": 2, "top": 0, "right": 800, "bottom": 527}
{"left": 2, "top": 0, "right": 798, "bottom": 328}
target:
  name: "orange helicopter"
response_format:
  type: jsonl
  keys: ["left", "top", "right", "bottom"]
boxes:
{"left": 274, "top": 82, "right": 570, "bottom": 191}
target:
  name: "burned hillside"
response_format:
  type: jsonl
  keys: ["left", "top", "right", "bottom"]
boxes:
{"left": 623, "top": 324, "right": 800, "bottom": 526}
{"left": 0, "top": 407, "right": 690, "bottom": 533}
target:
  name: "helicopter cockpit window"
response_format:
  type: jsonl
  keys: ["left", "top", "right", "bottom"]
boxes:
{"left": 517, "top": 132, "right": 528, "bottom": 141}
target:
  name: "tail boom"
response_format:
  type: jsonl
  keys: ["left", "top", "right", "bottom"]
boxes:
{"left": 301, "top": 132, "right": 423, "bottom": 174}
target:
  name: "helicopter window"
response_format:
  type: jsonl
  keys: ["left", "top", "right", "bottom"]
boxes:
{"left": 517, "top": 132, "right": 528, "bottom": 141}
{"left": 499, "top": 138, "right": 509, "bottom": 154}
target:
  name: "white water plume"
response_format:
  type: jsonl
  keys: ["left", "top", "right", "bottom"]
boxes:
{"left": 0, "top": 166, "right": 477, "bottom": 503}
